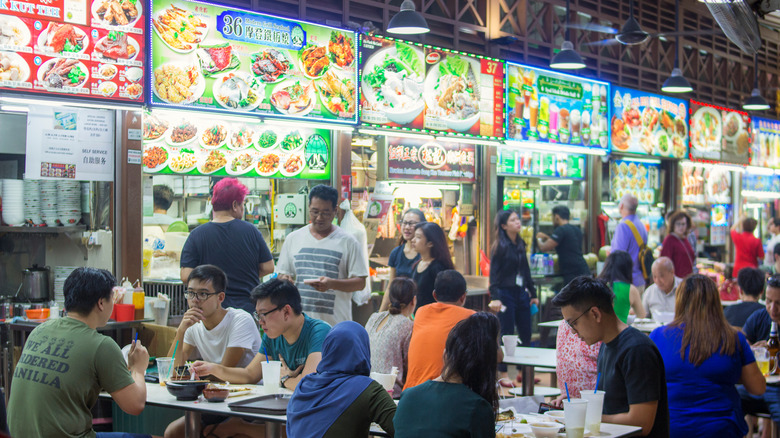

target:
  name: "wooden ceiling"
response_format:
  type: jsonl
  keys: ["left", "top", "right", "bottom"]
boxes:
{"left": 233, "top": 0, "right": 780, "bottom": 113}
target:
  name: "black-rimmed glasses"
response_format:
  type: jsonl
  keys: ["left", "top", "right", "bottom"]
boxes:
{"left": 566, "top": 306, "right": 595, "bottom": 330}
{"left": 185, "top": 289, "right": 220, "bottom": 301}
{"left": 253, "top": 306, "right": 282, "bottom": 323}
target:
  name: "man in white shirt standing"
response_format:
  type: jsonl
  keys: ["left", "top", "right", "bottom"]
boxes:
{"left": 642, "top": 257, "right": 681, "bottom": 319}
{"left": 165, "top": 264, "right": 262, "bottom": 438}
{"left": 765, "top": 219, "right": 780, "bottom": 267}
{"left": 276, "top": 185, "right": 369, "bottom": 326}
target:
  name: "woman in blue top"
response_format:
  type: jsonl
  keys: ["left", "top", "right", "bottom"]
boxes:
{"left": 380, "top": 208, "right": 426, "bottom": 312}
{"left": 649, "top": 274, "right": 765, "bottom": 438}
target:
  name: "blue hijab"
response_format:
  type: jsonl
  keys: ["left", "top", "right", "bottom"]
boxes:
{"left": 287, "top": 321, "right": 374, "bottom": 438}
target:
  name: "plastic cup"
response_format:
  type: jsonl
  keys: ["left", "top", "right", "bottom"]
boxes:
{"left": 563, "top": 399, "right": 588, "bottom": 438}
{"left": 262, "top": 361, "right": 282, "bottom": 394}
{"left": 502, "top": 335, "right": 519, "bottom": 357}
{"left": 580, "top": 390, "right": 605, "bottom": 434}
{"left": 156, "top": 357, "right": 172, "bottom": 386}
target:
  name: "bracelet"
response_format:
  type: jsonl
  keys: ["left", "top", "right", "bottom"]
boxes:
{"left": 280, "top": 375, "right": 291, "bottom": 387}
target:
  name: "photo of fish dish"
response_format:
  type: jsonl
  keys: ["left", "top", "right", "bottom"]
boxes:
{"left": 37, "top": 23, "right": 87, "bottom": 54}
{"left": 271, "top": 80, "right": 315, "bottom": 116}
{"left": 251, "top": 49, "right": 293, "bottom": 83}
{"left": 38, "top": 58, "right": 88, "bottom": 88}
{"left": 94, "top": 31, "right": 138, "bottom": 60}
{"left": 361, "top": 41, "right": 425, "bottom": 125}
{"left": 213, "top": 72, "right": 261, "bottom": 110}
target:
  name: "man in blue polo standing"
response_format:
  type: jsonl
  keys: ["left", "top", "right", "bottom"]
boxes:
{"left": 610, "top": 193, "right": 647, "bottom": 293}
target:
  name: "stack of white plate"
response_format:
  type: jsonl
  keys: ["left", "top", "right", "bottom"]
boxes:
{"left": 2, "top": 179, "right": 24, "bottom": 226}
{"left": 40, "top": 181, "right": 58, "bottom": 226}
{"left": 57, "top": 181, "right": 81, "bottom": 226}
{"left": 53, "top": 266, "right": 78, "bottom": 306}
{"left": 23, "top": 179, "right": 42, "bottom": 224}
{"left": 80, "top": 181, "right": 90, "bottom": 213}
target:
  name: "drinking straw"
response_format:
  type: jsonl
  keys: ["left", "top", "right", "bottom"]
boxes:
{"left": 565, "top": 382, "right": 570, "bottom": 402}
{"left": 595, "top": 373, "right": 601, "bottom": 394}
{"left": 264, "top": 347, "right": 269, "bottom": 363}
{"left": 134, "top": 332, "right": 138, "bottom": 343}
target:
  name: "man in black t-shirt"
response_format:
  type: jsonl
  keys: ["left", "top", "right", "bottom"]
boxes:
{"left": 724, "top": 268, "right": 765, "bottom": 328}
{"left": 536, "top": 205, "right": 591, "bottom": 286}
{"left": 552, "top": 277, "right": 669, "bottom": 438}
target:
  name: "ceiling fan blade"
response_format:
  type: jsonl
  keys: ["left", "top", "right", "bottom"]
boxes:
{"left": 565, "top": 23, "right": 619, "bottom": 34}
{"left": 583, "top": 38, "right": 623, "bottom": 47}
{"left": 653, "top": 29, "right": 722, "bottom": 38}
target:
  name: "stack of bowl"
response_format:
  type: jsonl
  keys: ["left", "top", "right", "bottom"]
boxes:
{"left": 23, "top": 179, "right": 42, "bottom": 225}
{"left": 40, "top": 181, "right": 58, "bottom": 225}
{"left": 2, "top": 179, "right": 25, "bottom": 226}
{"left": 57, "top": 181, "right": 81, "bottom": 225}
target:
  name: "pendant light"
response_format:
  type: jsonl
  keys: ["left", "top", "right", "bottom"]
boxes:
{"left": 387, "top": 0, "right": 430, "bottom": 35}
{"left": 550, "top": 0, "right": 585, "bottom": 70}
{"left": 662, "top": 0, "right": 693, "bottom": 93}
{"left": 743, "top": 56, "right": 770, "bottom": 111}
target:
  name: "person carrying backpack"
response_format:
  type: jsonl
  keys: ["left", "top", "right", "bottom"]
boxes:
{"left": 610, "top": 194, "right": 652, "bottom": 293}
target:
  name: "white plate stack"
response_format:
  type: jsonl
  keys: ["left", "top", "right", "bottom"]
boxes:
{"left": 40, "top": 181, "right": 58, "bottom": 226}
{"left": 53, "top": 266, "right": 78, "bottom": 307}
{"left": 80, "top": 181, "right": 90, "bottom": 213}
{"left": 58, "top": 181, "right": 81, "bottom": 226}
{"left": 23, "top": 179, "right": 42, "bottom": 224}
{"left": 2, "top": 179, "right": 25, "bottom": 226}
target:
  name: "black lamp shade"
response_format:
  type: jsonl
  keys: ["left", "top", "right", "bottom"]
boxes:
{"left": 743, "top": 88, "right": 770, "bottom": 111}
{"left": 550, "top": 41, "right": 585, "bottom": 69}
{"left": 662, "top": 68, "right": 693, "bottom": 93}
{"left": 387, "top": 0, "right": 429, "bottom": 35}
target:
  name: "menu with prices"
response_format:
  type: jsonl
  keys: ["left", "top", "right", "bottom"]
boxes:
{"left": 0, "top": 0, "right": 144, "bottom": 102}
{"left": 610, "top": 86, "right": 688, "bottom": 158}
{"left": 359, "top": 35, "right": 504, "bottom": 139}
{"left": 609, "top": 159, "right": 659, "bottom": 204}
{"left": 751, "top": 117, "right": 780, "bottom": 169}
{"left": 141, "top": 111, "right": 330, "bottom": 179}
{"left": 149, "top": 0, "right": 357, "bottom": 124}
{"left": 506, "top": 63, "right": 608, "bottom": 150}
{"left": 496, "top": 147, "right": 585, "bottom": 179}
{"left": 689, "top": 101, "right": 750, "bottom": 164}
{"left": 386, "top": 137, "right": 475, "bottom": 182}
{"left": 25, "top": 105, "right": 115, "bottom": 180}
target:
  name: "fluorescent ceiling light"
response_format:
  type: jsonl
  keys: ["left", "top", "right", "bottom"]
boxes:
{"left": 504, "top": 140, "right": 606, "bottom": 156}
{"left": 540, "top": 179, "right": 573, "bottom": 186}
{"left": 621, "top": 157, "right": 661, "bottom": 164}
{"left": 1, "top": 105, "right": 29, "bottom": 113}
{"left": 742, "top": 191, "right": 780, "bottom": 199}
{"left": 435, "top": 136, "right": 500, "bottom": 147}
{"left": 745, "top": 165, "right": 776, "bottom": 176}
{"left": 682, "top": 161, "right": 745, "bottom": 173}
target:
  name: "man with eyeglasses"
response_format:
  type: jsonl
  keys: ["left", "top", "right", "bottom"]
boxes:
{"left": 551, "top": 276, "right": 668, "bottom": 437}
{"left": 276, "top": 184, "right": 369, "bottom": 326}
{"left": 165, "top": 265, "right": 262, "bottom": 438}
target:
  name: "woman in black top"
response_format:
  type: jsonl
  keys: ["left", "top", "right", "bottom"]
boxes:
{"left": 489, "top": 210, "right": 536, "bottom": 377}
{"left": 380, "top": 208, "right": 426, "bottom": 312}
{"left": 411, "top": 222, "right": 454, "bottom": 310}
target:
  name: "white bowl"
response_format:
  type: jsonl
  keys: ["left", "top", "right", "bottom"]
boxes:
{"left": 544, "top": 410, "right": 565, "bottom": 424}
{"left": 529, "top": 421, "right": 563, "bottom": 438}
{"left": 654, "top": 311, "right": 675, "bottom": 325}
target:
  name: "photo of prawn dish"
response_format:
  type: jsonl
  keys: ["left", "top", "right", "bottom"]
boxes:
{"left": 361, "top": 41, "right": 425, "bottom": 125}
{"left": 425, "top": 55, "right": 481, "bottom": 132}
{"left": 93, "top": 31, "right": 139, "bottom": 61}
{"left": 0, "top": 51, "right": 29, "bottom": 82}
{"left": 92, "top": 0, "right": 141, "bottom": 27}
{"left": 299, "top": 44, "right": 330, "bottom": 79}
{"left": 152, "top": 3, "right": 208, "bottom": 53}
{"left": 328, "top": 31, "right": 354, "bottom": 69}
{"left": 317, "top": 71, "right": 356, "bottom": 117}
{"left": 37, "top": 23, "right": 88, "bottom": 55}
{"left": 213, "top": 72, "right": 261, "bottom": 110}
{"left": 280, "top": 153, "right": 304, "bottom": 177}
{"left": 153, "top": 63, "right": 204, "bottom": 104}
{"left": 251, "top": 48, "right": 293, "bottom": 83}
{"left": 197, "top": 43, "right": 240, "bottom": 77}
{"left": 226, "top": 152, "right": 256, "bottom": 175}
{"left": 143, "top": 114, "right": 168, "bottom": 140}
{"left": 37, "top": 58, "right": 88, "bottom": 88}
{"left": 168, "top": 149, "right": 198, "bottom": 173}
{"left": 143, "top": 145, "right": 168, "bottom": 172}
{"left": 229, "top": 125, "right": 256, "bottom": 150}
{"left": 256, "top": 152, "right": 281, "bottom": 176}
{"left": 270, "top": 80, "right": 315, "bottom": 116}
{"left": 166, "top": 120, "right": 197, "bottom": 146}
{"left": 690, "top": 106, "right": 721, "bottom": 152}
{"left": 200, "top": 124, "right": 228, "bottom": 149}
{"left": 199, "top": 149, "right": 227, "bottom": 174}
{"left": 622, "top": 106, "right": 642, "bottom": 134}
{"left": 610, "top": 117, "right": 631, "bottom": 151}
{"left": 641, "top": 107, "right": 659, "bottom": 131}
{"left": 0, "top": 16, "right": 32, "bottom": 48}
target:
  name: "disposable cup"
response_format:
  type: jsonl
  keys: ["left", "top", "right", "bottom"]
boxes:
{"left": 502, "top": 335, "right": 518, "bottom": 356}
{"left": 563, "top": 399, "right": 588, "bottom": 438}
{"left": 156, "top": 357, "right": 172, "bottom": 386}
{"left": 262, "top": 361, "right": 282, "bottom": 394}
{"left": 580, "top": 390, "right": 605, "bottom": 434}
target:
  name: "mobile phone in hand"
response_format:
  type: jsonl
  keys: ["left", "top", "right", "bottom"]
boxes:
{"left": 538, "top": 402, "right": 554, "bottom": 414}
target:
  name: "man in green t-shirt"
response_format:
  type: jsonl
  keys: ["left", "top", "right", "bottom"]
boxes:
{"left": 8, "top": 267, "right": 150, "bottom": 438}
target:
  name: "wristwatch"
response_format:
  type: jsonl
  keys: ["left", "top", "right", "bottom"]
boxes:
{"left": 280, "top": 375, "right": 291, "bottom": 387}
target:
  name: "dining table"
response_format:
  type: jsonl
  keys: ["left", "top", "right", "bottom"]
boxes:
{"left": 502, "top": 346, "right": 557, "bottom": 396}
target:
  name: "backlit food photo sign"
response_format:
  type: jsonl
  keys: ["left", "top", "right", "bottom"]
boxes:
{"left": 387, "top": 136, "right": 475, "bottom": 182}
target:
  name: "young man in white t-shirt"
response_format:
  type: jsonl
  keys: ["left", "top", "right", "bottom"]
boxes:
{"left": 276, "top": 185, "right": 369, "bottom": 326}
{"left": 164, "top": 264, "right": 262, "bottom": 438}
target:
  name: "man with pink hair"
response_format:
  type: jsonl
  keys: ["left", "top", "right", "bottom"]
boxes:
{"left": 181, "top": 178, "right": 274, "bottom": 314}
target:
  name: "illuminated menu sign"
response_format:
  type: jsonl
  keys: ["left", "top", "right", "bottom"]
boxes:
{"left": 610, "top": 86, "right": 688, "bottom": 158}
{"left": 751, "top": 117, "right": 780, "bottom": 169}
{"left": 386, "top": 137, "right": 475, "bottom": 182}
{"left": 0, "top": 0, "right": 144, "bottom": 101}
{"left": 359, "top": 35, "right": 504, "bottom": 139}
{"left": 149, "top": 0, "right": 357, "bottom": 124}
{"left": 506, "top": 63, "right": 609, "bottom": 150}
{"left": 496, "top": 147, "right": 585, "bottom": 179}
{"left": 609, "top": 159, "right": 660, "bottom": 205}
{"left": 689, "top": 100, "right": 750, "bottom": 164}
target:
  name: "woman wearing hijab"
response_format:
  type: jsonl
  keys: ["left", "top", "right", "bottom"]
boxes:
{"left": 287, "top": 321, "right": 396, "bottom": 438}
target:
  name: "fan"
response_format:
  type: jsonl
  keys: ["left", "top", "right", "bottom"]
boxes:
{"left": 706, "top": 0, "right": 762, "bottom": 55}
{"left": 568, "top": 0, "right": 720, "bottom": 47}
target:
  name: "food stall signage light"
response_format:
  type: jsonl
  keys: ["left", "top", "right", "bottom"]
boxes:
{"left": 619, "top": 157, "right": 662, "bottom": 165}
{"left": 745, "top": 166, "right": 776, "bottom": 176}
{"left": 389, "top": 182, "right": 461, "bottom": 191}
{"left": 0, "top": 96, "right": 141, "bottom": 112}
{"left": 504, "top": 140, "right": 607, "bottom": 156}
{"left": 358, "top": 128, "right": 435, "bottom": 140}
{"left": 539, "top": 179, "right": 573, "bottom": 186}
{"left": 741, "top": 191, "right": 780, "bottom": 199}
{"left": 435, "top": 136, "right": 501, "bottom": 147}
{"left": 683, "top": 161, "right": 746, "bottom": 173}
{"left": 0, "top": 105, "right": 29, "bottom": 113}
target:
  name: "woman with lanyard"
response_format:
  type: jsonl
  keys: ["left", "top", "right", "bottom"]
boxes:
{"left": 380, "top": 208, "right": 426, "bottom": 312}
{"left": 660, "top": 210, "right": 697, "bottom": 277}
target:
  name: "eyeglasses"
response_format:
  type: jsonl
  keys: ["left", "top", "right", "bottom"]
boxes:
{"left": 566, "top": 306, "right": 595, "bottom": 330}
{"left": 309, "top": 210, "right": 335, "bottom": 219}
{"left": 185, "top": 289, "right": 220, "bottom": 301}
{"left": 401, "top": 221, "right": 419, "bottom": 227}
{"left": 253, "top": 306, "right": 283, "bottom": 323}
{"left": 769, "top": 275, "right": 780, "bottom": 288}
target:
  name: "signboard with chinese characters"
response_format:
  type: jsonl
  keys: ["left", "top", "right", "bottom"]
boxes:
{"left": 25, "top": 105, "right": 114, "bottom": 180}
{"left": 141, "top": 111, "right": 330, "bottom": 179}
{"left": 149, "top": 0, "right": 357, "bottom": 124}
{"left": 506, "top": 63, "right": 609, "bottom": 150}
{"left": 609, "top": 86, "right": 688, "bottom": 158}
{"left": 751, "top": 117, "right": 780, "bottom": 169}
{"left": 689, "top": 100, "right": 750, "bottom": 164}
{"left": 359, "top": 34, "right": 504, "bottom": 139}
{"left": 609, "top": 159, "right": 659, "bottom": 204}
{"left": 0, "top": 0, "right": 145, "bottom": 101}
{"left": 387, "top": 137, "right": 475, "bottom": 182}
{"left": 743, "top": 173, "right": 780, "bottom": 193}
{"left": 496, "top": 147, "right": 585, "bottom": 179}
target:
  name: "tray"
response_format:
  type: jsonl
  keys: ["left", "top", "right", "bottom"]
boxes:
{"left": 228, "top": 394, "right": 291, "bottom": 415}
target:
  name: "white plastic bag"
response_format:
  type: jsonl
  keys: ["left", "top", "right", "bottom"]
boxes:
{"left": 339, "top": 199, "right": 371, "bottom": 306}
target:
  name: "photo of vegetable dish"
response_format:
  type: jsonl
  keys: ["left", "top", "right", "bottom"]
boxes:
{"left": 328, "top": 31, "right": 354, "bottom": 68}
{"left": 257, "top": 153, "right": 280, "bottom": 175}
{"left": 201, "top": 124, "right": 227, "bottom": 149}
{"left": 300, "top": 44, "right": 329, "bottom": 78}
{"left": 152, "top": 4, "right": 207, "bottom": 52}
{"left": 143, "top": 145, "right": 168, "bottom": 170}
{"left": 257, "top": 130, "right": 277, "bottom": 149}
{"left": 361, "top": 41, "right": 425, "bottom": 124}
{"left": 317, "top": 71, "right": 356, "bottom": 116}
{"left": 200, "top": 150, "right": 227, "bottom": 174}
{"left": 229, "top": 126, "right": 255, "bottom": 150}
{"left": 168, "top": 121, "right": 197, "bottom": 145}
{"left": 228, "top": 152, "right": 255, "bottom": 174}
{"left": 251, "top": 49, "right": 293, "bottom": 83}
{"left": 143, "top": 114, "right": 168, "bottom": 140}
{"left": 280, "top": 131, "right": 303, "bottom": 151}
{"left": 154, "top": 63, "right": 202, "bottom": 104}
